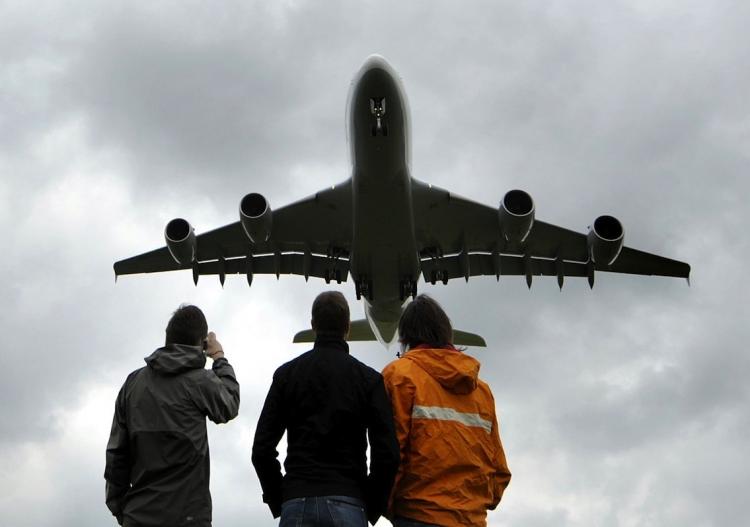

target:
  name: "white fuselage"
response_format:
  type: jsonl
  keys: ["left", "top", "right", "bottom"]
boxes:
{"left": 347, "top": 55, "right": 420, "bottom": 345}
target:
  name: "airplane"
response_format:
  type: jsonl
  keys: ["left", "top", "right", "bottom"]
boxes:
{"left": 114, "top": 54, "right": 690, "bottom": 348}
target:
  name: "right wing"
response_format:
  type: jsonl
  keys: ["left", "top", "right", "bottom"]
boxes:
{"left": 411, "top": 179, "right": 690, "bottom": 287}
{"left": 114, "top": 181, "right": 353, "bottom": 284}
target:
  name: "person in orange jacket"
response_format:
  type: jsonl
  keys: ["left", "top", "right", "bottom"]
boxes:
{"left": 382, "top": 295, "right": 511, "bottom": 527}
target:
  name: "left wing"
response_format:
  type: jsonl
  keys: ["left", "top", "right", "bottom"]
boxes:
{"left": 114, "top": 181, "right": 353, "bottom": 285}
{"left": 411, "top": 179, "right": 690, "bottom": 288}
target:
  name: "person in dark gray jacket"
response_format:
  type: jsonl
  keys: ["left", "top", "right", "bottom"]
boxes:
{"left": 105, "top": 304, "right": 240, "bottom": 527}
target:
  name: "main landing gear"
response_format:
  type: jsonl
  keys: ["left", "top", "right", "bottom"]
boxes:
{"left": 399, "top": 278, "right": 418, "bottom": 301}
{"left": 355, "top": 277, "right": 373, "bottom": 301}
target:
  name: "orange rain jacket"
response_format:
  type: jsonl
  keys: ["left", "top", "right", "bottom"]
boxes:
{"left": 382, "top": 346, "right": 511, "bottom": 526}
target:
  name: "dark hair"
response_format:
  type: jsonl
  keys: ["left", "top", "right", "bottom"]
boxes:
{"left": 398, "top": 294, "right": 453, "bottom": 349}
{"left": 165, "top": 304, "right": 208, "bottom": 346}
{"left": 311, "top": 291, "right": 350, "bottom": 337}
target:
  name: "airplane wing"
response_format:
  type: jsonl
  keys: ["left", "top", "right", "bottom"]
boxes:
{"left": 114, "top": 181, "right": 353, "bottom": 284}
{"left": 411, "top": 179, "right": 690, "bottom": 287}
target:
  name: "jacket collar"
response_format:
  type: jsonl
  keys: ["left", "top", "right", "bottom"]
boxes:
{"left": 313, "top": 333, "right": 350, "bottom": 354}
{"left": 145, "top": 343, "right": 207, "bottom": 374}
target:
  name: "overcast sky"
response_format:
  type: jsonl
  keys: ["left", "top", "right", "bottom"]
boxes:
{"left": 1, "top": 1, "right": 748, "bottom": 526}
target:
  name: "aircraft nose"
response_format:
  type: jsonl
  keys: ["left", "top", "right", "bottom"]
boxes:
{"left": 360, "top": 54, "right": 397, "bottom": 78}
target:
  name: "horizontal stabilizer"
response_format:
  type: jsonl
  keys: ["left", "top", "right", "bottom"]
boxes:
{"left": 293, "top": 322, "right": 485, "bottom": 347}
{"left": 293, "top": 319, "right": 376, "bottom": 343}
{"left": 452, "top": 329, "right": 486, "bottom": 347}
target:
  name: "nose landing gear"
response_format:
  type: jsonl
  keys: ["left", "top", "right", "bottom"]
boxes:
{"left": 370, "top": 97, "right": 388, "bottom": 136}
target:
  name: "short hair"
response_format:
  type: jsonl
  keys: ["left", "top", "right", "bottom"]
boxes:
{"left": 311, "top": 291, "right": 350, "bottom": 337}
{"left": 165, "top": 304, "right": 208, "bottom": 346}
{"left": 398, "top": 294, "right": 453, "bottom": 349}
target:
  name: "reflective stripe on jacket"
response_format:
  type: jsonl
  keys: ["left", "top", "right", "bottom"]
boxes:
{"left": 382, "top": 346, "right": 511, "bottom": 527}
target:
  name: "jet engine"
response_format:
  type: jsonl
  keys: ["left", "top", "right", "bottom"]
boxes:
{"left": 498, "top": 189, "right": 535, "bottom": 243}
{"left": 240, "top": 193, "right": 272, "bottom": 243}
{"left": 587, "top": 215, "right": 624, "bottom": 266}
{"left": 165, "top": 218, "right": 197, "bottom": 264}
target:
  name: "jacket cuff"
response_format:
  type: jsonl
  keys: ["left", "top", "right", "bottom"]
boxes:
{"left": 212, "top": 357, "right": 229, "bottom": 368}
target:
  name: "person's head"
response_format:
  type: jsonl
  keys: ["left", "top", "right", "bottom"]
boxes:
{"left": 165, "top": 304, "right": 208, "bottom": 346}
{"left": 398, "top": 294, "right": 453, "bottom": 350}
{"left": 311, "top": 291, "right": 350, "bottom": 338}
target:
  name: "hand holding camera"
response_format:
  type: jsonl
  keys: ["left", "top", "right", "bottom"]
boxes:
{"left": 204, "top": 331, "right": 225, "bottom": 361}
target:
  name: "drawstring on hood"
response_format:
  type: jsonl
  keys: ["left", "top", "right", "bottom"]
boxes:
{"left": 145, "top": 344, "right": 206, "bottom": 375}
{"left": 403, "top": 347, "right": 479, "bottom": 394}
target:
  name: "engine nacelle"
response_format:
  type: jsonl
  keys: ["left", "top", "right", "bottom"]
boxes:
{"left": 498, "top": 189, "right": 535, "bottom": 243}
{"left": 240, "top": 193, "right": 272, "bottom": 243}
{"left": 587, "top": 215, "right": 624, "bottom": 266}
{"left": 164, "top": 218, "right": 197, "bottom": 264}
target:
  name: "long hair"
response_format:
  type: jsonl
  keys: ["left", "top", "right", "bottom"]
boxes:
{"left": 398, "top": 294, "right": 453, "bottom": 349}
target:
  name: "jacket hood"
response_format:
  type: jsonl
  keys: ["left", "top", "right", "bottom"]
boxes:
{"left": 145, "top": 344, "right": 206, "bottom": 374}
{"left": 404, "top": 347, "right": 479, "bottom": 394}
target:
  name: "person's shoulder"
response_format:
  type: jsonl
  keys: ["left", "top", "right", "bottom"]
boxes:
{"left": 381, "top": 356, "right": 420, "bottom": 383}
{"left": 123, "top": 366, "right": 145, "bottom": 385}
{"left": 273, "top": 349, "right": 314, "bottom": 377}
{"left": 348, "top": 354, "right": 382, "bottom": 380}
{"left": 475, "top": 378, "right": 498, "bottom": 403}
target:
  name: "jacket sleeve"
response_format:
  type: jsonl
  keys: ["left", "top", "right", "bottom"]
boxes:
{"left": 487, "top": 407, "right": 511, "bottom": 510}
{"left": 192, "top": 357, "right": 240, "bottom": 424}
{"left": 251, "top": 369, "right": 286, "bottom": 518}
{"left": 381, "top": 361, "right": 416, "bottom": 518}
{"left": 364, "top": 374, "right": 400, "bottom": 525}
{"left": 104, "top": 377, "right": 132, "bottom": 524}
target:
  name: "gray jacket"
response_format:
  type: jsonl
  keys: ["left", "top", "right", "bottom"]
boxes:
{"left": 105, "top": 344, "right": 240, "bottom": 526}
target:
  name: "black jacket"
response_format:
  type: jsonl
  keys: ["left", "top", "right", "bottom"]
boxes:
{"left": 105, "top": 344, "right": 240, "bottom": 527}
{"left": 251, "top": 336, "right": 399, "bottom": 524}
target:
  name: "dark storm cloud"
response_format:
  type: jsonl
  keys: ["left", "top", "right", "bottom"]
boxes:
{"left": 2, "top": 1, "right": 749, "bottom": 526}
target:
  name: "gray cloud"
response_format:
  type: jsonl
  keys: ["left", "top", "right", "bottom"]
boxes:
{"left": 2, "top": 1, "right": 749, "bottom": 526}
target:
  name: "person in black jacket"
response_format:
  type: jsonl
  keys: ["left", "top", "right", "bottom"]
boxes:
{"left": 105, "top": 304, "right": 240, "bottom": 527}
{"left": 252, "top": 291, "right": 399, "bottom": 526}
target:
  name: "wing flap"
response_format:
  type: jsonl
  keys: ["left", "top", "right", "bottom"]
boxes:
{"left": 197, "top": 253, "right": 350, "bottom": 282}
{"left": 421, "top": 253, "right": 588, "bottom": 283}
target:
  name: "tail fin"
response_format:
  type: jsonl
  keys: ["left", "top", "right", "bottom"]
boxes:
{"left": 293, "top": 319, "right": 376, "bottom": 343}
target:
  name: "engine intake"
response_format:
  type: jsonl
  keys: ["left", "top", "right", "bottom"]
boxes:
{"left": 240, "top": 193, "right": 272, "bottom": 243}
{"left": 165, "top": 218, "right": 197, "bottom": 264}
{"left": 587, "top": 215, "right": 624, "bottom": 266}
{"left": 498, "top": 189, "right": 535, "bottom": 243}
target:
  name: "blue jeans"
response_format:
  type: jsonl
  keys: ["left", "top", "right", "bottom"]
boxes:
{"left": 280, "top": 496, "right": 367, "bottom": 527}
{"left": 392, "top": 517, "right": 440, "bottom": 527}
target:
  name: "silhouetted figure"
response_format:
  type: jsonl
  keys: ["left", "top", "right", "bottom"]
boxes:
{"left": 105, "top": 305, "right": 240, "bottom": 526}
{"left": 252, "top": 291, "right": 399, "bottom": 526}
{"left": 383, "top": 295, "right": 511, "bottom": 527}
